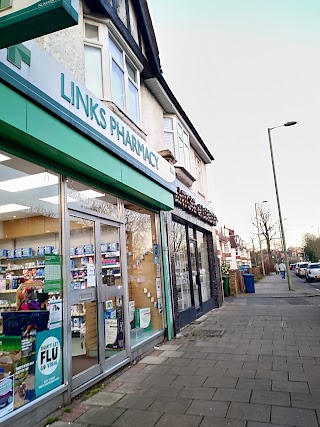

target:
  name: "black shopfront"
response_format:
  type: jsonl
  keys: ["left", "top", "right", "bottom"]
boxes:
{"left": 166, "top": 189, "right": 222, "bottom": 332}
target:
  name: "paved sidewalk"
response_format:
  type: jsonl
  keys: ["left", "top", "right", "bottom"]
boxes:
{"left": 43, "top": 287, "right": 320, "bottom": 427}
{"left": 246, "top": 272, "right": 320, "bottom": 298}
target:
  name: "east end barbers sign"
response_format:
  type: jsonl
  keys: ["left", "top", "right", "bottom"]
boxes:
{"left": 0, "top": 41, "right": 176, "bottom": 191}
{"left": 0, "top": 0, "right": 79, "bottom": 49}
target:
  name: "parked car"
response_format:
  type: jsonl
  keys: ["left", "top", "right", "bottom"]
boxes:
{"left": 290, "top": 263, "right": 296, "bottom": 270}
{"left": 306, "top": 263, "right": 320, "bottom": 283}
{"left": 296, "top": 262, "right": 309, "bottom": 277}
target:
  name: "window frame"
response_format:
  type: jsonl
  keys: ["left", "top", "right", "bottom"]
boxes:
{"left": 195, "top": 154, "right": 204, "bottom": 195}
{"left": 163, "top": 115, "right": 191, "bottom": 172}
{"left": 84, "top": 18, "right": 142, "bottom": 125}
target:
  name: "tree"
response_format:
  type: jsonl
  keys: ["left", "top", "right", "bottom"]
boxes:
{"left": 252, "top": 206, "right": 278, "bottom": 266}
{"left": 303, "top": 233, "right": 320, "bottom": 262}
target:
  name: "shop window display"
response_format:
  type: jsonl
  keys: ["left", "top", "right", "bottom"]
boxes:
{"left": 196, "top": 230, "right": 211, "bottom": 302}
{"left": 125, "top": 203, "right": 163, "bottom": 346}
{"left": 0, "top": 151, "right": 63, "bottom": 418}
{"left": 171, "top": 222, "right": 191, "bottom": 312}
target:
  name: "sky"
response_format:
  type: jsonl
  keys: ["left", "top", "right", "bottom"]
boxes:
{"left": 148, "top": 0, "right": 320, "bottom": 248}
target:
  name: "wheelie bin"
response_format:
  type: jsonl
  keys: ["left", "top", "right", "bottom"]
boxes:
{"left": 222, "top": 275, "right": 229, "bottom": 297}
{"left": 243, "top": 273, "right": 255, "bottom": 293}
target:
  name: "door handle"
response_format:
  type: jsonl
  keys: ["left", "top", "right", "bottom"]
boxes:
{"left": 79, "top": 295, "right": 92, "bottom": 302}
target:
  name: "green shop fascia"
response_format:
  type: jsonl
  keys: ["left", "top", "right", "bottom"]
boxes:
{"left": 0, "top": 40, "right": 175, "bottom": 425}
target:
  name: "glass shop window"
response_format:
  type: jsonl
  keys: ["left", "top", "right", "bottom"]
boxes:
{"left": 124, "top": 202, "right": 163, "bottom": 347}
{"left": 0, "top": 150, "right": 63, "bottom": 417}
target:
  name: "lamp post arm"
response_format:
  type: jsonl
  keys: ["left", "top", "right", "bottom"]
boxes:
{"left": 267, "top": 128, "right": 292, "bottom": 290}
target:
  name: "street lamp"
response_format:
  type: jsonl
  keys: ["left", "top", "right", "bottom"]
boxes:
{"left": 255, "top": 200, "right": 267, "bottom": 276}
{"left": 268, "top": 121, "right": 297, "bottom": 290}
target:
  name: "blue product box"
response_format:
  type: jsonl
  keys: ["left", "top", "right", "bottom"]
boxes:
{"left": 101, "top": 243, "right": 108, "bottom": 253}
{"left": 7, "top": 249, "right": 15, "bottom": 258}
{"left": 108, "top": 242, "right": 119, "bottom": 252}
{"left": 14, "top": 248, "right": 22, "bottom": 258}
{"left": 0, "top": 249, "right": 7, "bottom": 257}
{"left": 44, "top": 246, "right": 53, "bottom": 254}
{"left": 70, "top": 260, "right": 76, "bottom": 269}
{"left": 76, "top": 246, "right": 84, "bottom": 255}
{"left": 22, "top": 248, "right": 33, "bottom": 257}
{"left": 38, "top": 246, "right": 45, "bottom": 256}
{"left": 70, "top": 247, "right": 76, "bottom": 256}
{"left": 105, "top": 309, "right": 117, "bottom": 319}
{"left": 84, "top": 244, "right": 94, "bottom": 254}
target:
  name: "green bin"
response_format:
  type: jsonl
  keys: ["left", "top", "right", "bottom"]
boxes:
{"left": 222, "top": 275, "right": 229, "bottom": 297}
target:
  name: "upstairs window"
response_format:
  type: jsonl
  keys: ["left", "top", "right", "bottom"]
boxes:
{"left": 195, "top": 155, "right": 204, "bottom": 194}
{"left": 163, "top": 116, "right": 191, "bottom": 172}
{"left": 84, "top": 21, "right": 140, "bottom": 124}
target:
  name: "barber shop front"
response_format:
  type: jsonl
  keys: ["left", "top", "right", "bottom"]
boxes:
{"left": 0, "top": 41, "right": 175, "bottom": 426}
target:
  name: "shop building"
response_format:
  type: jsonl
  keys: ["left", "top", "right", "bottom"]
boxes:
{"left": 0, "top": 0, "right": 219, "bottom": 425}
{"left": 0, "top": 1, "right": 174, "bottom": 425}
{"left": 158, "top": 111, "right": 222, "bottom": 331}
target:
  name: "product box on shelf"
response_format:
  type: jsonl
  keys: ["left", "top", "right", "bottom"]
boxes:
{"left": 22, "top": 248, "right": 33, "bottom": 257}
{"left": 70, "top": 247, "right": 76, "bottom": 256}
{"left": 14, "top": 249, "right": 22, "bottom": 258}
{"left": 7, "top": 250, "right": 15, "bottom": 259}
{"left": 52, "top": 248, "right": 59, "bottom": 255}
{"left": 76, "top": 246, "right": 84, "bottom": 255}
{"left": 0, "top": 249, "right": 7, "bottom": 257}
{"left": 108, "top": 243, "right": 119, "bottom": 252}
{"left": 70, "top": 260, "right": 76, "bottom": 269}
{"left": 101, "top": 243, "right": 108, "bottom": 253}
{"left": 44, "top": 246, "right": 53, "bottom": 254}
{"left": 135, "top": 307, "right": 151, "bottom": 331}
{"left": 105, "top": 309, "right": 117, "bottom": 319}
{"left": 38, "top": 247, "right": 45, "bottom": 256}
{"left": 84, "top": 244, "right": 94, "bottom": 255}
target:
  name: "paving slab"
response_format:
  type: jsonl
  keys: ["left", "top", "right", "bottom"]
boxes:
{"left": 148, "top": 397, "right": 192, "bottom": 414}
{"left": 212, "top": 387, "right": 251, "bottom": 403}
{"left": 200, "top": 417, "right": 246, "bottom": 427}
{"left": 85, "top": 392, "right": 125, "bottom": 406}
{"left": 179, "top": 386, "right": 216, "bottom": 400}
{"left": 114, "top": 394, "right": 155, "bottom": 410}
{"left": 272, "top": 380, "right": 309, "bottom": 393}
{"left": 227, "top": 402, "right": 270, "bottom": 423}
{"left": 112, "top": 409, "right": 162, "bottom": 427}
{"left": 154, "top": 413, "right": 202, "bottom": 427}
{"left": 271, "top": 405, "right": 318, "bottom": 427}
{"left": 250, "top": 390, "right": 290, "bottom": 406}
{"left": 186, "top": 399, "right": 229, "bottom": 417}
{"left": 76, "top": 407, "right": 125, "bottom": 426}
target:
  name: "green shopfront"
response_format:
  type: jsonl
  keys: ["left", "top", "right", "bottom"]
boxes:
{"left": 0, "top": 41, "right": 175, "bottom": 426}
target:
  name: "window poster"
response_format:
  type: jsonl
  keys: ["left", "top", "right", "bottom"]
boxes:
{"left": 35, "top": 328, "right": 63, "bottom": 397}
{"left": 0, "top": 375, "right": 14, "bottom": 418}
{"left": 44, "top": 255, "right": 62, "bottom": 292}
{"left": 14, "top": 328, "right": 36, "bottom": 409}
{"left": 49, "top": 299, "right": 63, "bottom": 329}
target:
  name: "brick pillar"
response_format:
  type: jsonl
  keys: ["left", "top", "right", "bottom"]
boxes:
{"left": 229, "top": 270, "right": 239, "bottom": 296}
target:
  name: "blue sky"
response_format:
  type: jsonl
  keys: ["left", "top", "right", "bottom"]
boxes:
{"left": 148, "top": 0, "right": 320, "bottom": 247}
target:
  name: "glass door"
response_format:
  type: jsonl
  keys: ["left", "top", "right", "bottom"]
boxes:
{"left": 70, "top": 216, "right": 100, "bottom": 390}
{"left": 96, "top": 221, "right": 127, "bottom": 369}
{"left": 189, "top": 240, "right": 202, "bottom": 312}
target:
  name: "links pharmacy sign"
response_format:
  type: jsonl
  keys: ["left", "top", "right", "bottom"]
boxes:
{"left": 0, "top": 0, "right": 79, "bottom": 49}
{"left": 0, "top": 41, "right": 176, "bottom": 192}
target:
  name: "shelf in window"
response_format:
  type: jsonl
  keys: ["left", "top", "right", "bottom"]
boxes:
{"left": 102, "top": 264, "right": 120, "bottom": 269}
{"left": 71, "top": 268, "right": 87, "bottom": 271}
{"left": 0, "top": 289, "right": 17, "bottom": 293}
{"left": 71, "top": 313, "right": 85, "bottom": 317}
{"left": 7, "top": 255, "right": 45, "bottom": 261}
{"left": 71, "top": 278, "right": 87, "bottom": 282}
{"left": 70, "top": 252, "right": 119, "bottom": 259}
